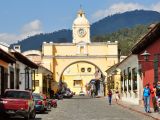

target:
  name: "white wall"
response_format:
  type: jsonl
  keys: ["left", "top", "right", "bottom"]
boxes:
{"left": 118, "top": 55, "right": 141, "bottom": 105}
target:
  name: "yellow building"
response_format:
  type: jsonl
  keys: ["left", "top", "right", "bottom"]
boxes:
{"left": 23, "top": 50, "right": 53, "bottom": 97}
{"left": 105, "top": 65, "right": 121, "bottom": 94}
{"left": 42, "top": 9, "right": 119, "bottom": 96}
{"left": 62, "top": 62, "right": 96, "bottom": 94}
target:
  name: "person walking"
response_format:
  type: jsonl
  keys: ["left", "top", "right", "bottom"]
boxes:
{"left": 150, "top": 82, "right": 158, "bottom": 112}
{"left": 108, "top": 89, "right": 112, "bottom": 105}
{"left": 90, "top": 83, "right": 96, "bottom": 98}
{"left": 156, "top": 81, "right": 160, "bottom": 98}
{"left": 156, "top": 81, "right": 160, "bottom": 112}
{"left": 143, "top": 83, "right": 151, "bottom": 113}
{"left": 115, "top": 88, "right": 119, "bottom": 102}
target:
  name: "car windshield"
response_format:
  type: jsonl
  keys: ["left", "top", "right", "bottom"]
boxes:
{"left": 33, "top": 94, "right": 43, "bottom": 100}
{"left": 4, "top": 91, "right": 30, "bottom": 99}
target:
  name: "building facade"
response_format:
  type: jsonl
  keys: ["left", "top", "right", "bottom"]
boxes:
{"left": 23, "top": 50, "right": 53, "bottom": 97}
{"left": 117, "top": 55, "right": 141, "bottom": 105}
{"left": 0, "top": 42, "right": 38, "bottom": 95}
{"left": 42, "top": 9, "right": 119, "bottom": 95}
{"left": 131, "top": 23, "right": 160, "bottom": 106}
{"left": 0, "top": 46, "right": 16, "bottom": 95}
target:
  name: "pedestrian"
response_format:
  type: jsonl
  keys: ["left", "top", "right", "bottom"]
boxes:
{"left": 143, "top": 83, "right": 151, "bottom": 113}
{"left": 156, "top": 81, "right": 160, "bottom": 111}
{"left": 150, "top": 82, "right": 158, "bottom": 112}
{"left": 86, "top": 83, "right": 91, "bottom": 96}
{"left": 156, "top": 81, "right": 160, "bottom": 98}
{"left": 115, "top": 88, "right": 119, "bottom": 102}
{"left": 90, "top": 83, "right": 96, "bottom": 98}
{"left": 108, "top": 89, "right": 112, "bottom": 105}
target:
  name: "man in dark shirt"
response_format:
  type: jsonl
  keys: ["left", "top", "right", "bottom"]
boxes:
{"left": 156, "top": 81, "right": 160, "bottom": 97}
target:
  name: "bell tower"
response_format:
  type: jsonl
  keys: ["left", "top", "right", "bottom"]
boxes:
{"left": 72, "top": 9, "right": 90, "bottom": 43}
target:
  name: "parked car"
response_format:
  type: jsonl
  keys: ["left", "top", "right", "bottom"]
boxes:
{"left": 0, "top": 89, "right": 36, "bottom": 120}
{"left": 32, "top": 93, "right": 45, "bottom": 113}
{"left": 63, "top": 88, "right": 74, "bottom": 98}
{"left": 41, "top": 94, "right": 48, "bottom": 110}
{"left": 79, "top": 90, "right": 85, "bottom": 96}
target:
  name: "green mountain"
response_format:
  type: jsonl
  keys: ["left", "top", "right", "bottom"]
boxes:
{"left": 12, "top": 10, "right": 160, "bottom": 52}
{"left": 92, "top": 25, "right": 149, "bottom": 55}
{"left": 91, "top": 10, "right": 160, "bottom": 36}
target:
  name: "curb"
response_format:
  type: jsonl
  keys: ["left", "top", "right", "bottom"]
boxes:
{"left": 117, "top": 102, "right": 160, "bottom": 120}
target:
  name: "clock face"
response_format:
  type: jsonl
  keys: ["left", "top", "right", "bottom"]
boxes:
{"left": 78, "top": 28, "right": 86, "bottom": 37}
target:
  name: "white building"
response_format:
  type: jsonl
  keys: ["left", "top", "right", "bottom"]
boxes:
{"left": 117, "top": 54, "right": 142, "bottom": 105}
{"left": 0, "top": 42, "right": 38, "bottom": 93}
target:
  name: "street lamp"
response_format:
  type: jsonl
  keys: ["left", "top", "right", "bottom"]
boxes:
{"left": 141, "top": 50, "right": 151, "bottom": 61}
{"left": 140, "top": 50, "right": 160, "bottom": 83}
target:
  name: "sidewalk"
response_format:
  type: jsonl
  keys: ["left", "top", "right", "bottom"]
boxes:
{"left": 116, "top": 100, "right": 160, "bottom": 120}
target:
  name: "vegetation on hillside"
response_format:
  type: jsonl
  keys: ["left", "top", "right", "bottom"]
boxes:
{"left": 91, "top": 10, "right": 160, "bottom": 36}
{"left": 92, "top": 25, "right": 149, "bottom": 55}
{"left": 12, "top": 10, "right": 160, "bottom": 52}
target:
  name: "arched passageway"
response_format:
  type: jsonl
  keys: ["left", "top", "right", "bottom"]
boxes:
{"left": 59, "top": 61, "right": 105, "bottom": 96}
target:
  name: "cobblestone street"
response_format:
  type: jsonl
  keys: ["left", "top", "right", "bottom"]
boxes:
{"left": 35, "top": 96, "right": 155, "bottom": 120}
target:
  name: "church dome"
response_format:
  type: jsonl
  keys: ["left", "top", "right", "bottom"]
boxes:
{"left": 73, "top": 9, "right": 89, "bottom": 26}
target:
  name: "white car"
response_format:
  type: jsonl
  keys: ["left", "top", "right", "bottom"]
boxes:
{"left": 79, "top": 91, "right": 85, "bottom": 96}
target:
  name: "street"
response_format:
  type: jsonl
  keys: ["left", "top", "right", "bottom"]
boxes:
{"left": 34, "top": 96, "right": 154, "bottom": 120}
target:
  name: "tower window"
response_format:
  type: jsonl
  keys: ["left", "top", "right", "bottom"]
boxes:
{"left": 80, "top": 46, "right": 84, "bottom": 54}
{"left": 81, "top": 68, "right": 85, "bottom": 72}
{"left": 87, "top": 68, "right": 91, "bottom": 72}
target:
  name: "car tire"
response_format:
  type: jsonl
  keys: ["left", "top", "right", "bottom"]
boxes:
{"left": 53, "top": 104, "right": 57, "bottom": 108}
{"left": 24, "top": 113, "right": 30, "bottom": 120}
{"left": 30, "top": 109, "right": 36, "bottom": 119}
{"left": 48, "top": 104, "right": 51, "bottom": 109}
{"left": 2, "top": 114, "right": 9, "bottom": 120}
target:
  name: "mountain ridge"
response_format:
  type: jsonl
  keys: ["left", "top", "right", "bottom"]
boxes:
{"left": 12, "top": 10, "right": 160, "bottom": 52}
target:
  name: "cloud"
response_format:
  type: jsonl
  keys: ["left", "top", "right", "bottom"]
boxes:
{"left": 91, "top": 2, "right": 160, "bottom": 22}
{"left": 0, "top": 19, "right": 43, "bottom": 45}
{"left": 22, "top": 20, "right": 42, "bottom": 34}
{"left": 151, "top": 2, "right": 160, "bottom": 12}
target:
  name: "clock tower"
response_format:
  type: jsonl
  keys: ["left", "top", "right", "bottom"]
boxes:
{"left": 72, "top": 9, "right": 90, "bottom": 43}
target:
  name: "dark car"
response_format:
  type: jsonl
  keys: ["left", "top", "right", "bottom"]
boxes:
{"left": 32, "top": 93, "right": 45, "bottom": 113}
{"left": 63, "top": 88, "right": 73, "bottom": 98}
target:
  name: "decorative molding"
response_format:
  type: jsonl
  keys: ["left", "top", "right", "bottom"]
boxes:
{"left": 43, "top": 55, "right": 118, "bottom": 59}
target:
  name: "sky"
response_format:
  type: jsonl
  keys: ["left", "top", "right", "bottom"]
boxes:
{"left": 0, "top": 0, "right": 160, "bottom": 44}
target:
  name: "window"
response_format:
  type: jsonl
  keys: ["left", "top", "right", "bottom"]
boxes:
{"left": 4, "top": 91, "right": 30, "bottom": 99}
{"left": 32, "top": 80, "right": 39, "bottom": 87}
{"left": 128, "top": 67, "right": 131, "bottom": 91}
{"left": 81, "top": 68, "right": 85, "bottom": 72}
{"left": 120, "top": 73, "right": 123, "bottom": 92}
{"left": 124, "top": 70, "right": 127, "bottom": 91}
{"left": 16, "top": 69, "right": 20, "bottom": 89}
{"left": 80, "top": 46, "right": 84, "bottom": 54}
{"left": 132, "top": 68, "right": 137, "bottom": 91}
{"left": 73, "top": 80, "right": 82, "bottom": 87}
{"left": 87, "top": 68, "right": 91, "bottom": 72}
